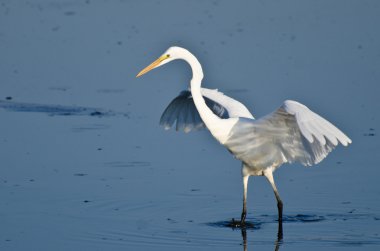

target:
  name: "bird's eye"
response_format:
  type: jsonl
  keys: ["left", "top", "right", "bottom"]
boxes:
{"left": 166, "top": 54, "right": 170, "bottom": 58}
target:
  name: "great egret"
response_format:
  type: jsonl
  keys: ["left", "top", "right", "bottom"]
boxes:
{"left": 136, "top": 46, "right": 351, "bottom": 226}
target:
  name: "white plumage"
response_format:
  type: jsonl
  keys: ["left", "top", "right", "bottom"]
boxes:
{"left": 137, "top": 46, "right": 351, "bottom": 227}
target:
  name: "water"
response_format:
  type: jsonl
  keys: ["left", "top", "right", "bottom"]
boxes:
{"left": 1, "top": 0, "right": 380, "bottom": 250}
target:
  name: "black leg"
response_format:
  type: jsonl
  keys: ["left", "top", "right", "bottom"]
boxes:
{"left": 277, "top": 198, "right": 283, "bottom": 223}
{"left": 241, "top": 202, "right": 247, "bottom": 225}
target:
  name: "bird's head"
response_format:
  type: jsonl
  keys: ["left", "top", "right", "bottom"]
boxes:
{"left": 136, "top": 46, "right": 188, "bottom": 78}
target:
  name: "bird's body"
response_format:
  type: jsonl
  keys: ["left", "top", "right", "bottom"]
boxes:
{"left": 137, "top": 46, "right": 351, "bottom": 227}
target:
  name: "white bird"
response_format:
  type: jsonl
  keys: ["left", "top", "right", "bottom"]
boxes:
{"left": 136, "top": 46, "right": 352, "bottom": 227}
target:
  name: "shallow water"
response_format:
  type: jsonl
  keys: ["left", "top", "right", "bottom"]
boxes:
{"left": 1, "top": 0, "right": 380, "bottom": 250}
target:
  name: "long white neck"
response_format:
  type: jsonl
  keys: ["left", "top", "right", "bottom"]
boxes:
{"left": 177, "top": 49, "right": 229, "bottom": 141}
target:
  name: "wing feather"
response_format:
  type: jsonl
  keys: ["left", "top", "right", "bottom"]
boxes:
{"left": 159, "top": 93, "right": 184, "bottom": 130}
{"left": 176, "top": 98, "right": 188, "bottom": 132}
{"left": 223, "top": 100, "right": 351, "bottom": 168}
{"left": 159, "top": 88, "right": 254, "bottom": 132}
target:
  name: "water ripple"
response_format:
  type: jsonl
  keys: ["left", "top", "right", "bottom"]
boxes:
{"left": 67, "top": 198, "right": 380, "bottom": 249}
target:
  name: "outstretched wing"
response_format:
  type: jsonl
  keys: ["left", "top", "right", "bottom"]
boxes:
{"left": 224, "top": 100, "right": 352, "bottom": 168}
{"left": 159, "top": 88, "right": 254, "bottom": 133}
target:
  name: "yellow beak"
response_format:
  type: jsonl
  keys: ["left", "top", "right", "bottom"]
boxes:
{"left": 136, "top": 54, "right": 169, "bottom": 78}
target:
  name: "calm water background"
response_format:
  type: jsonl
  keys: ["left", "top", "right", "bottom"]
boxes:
{"left": 1, "top": 0, "right": 379, "bottom": 250}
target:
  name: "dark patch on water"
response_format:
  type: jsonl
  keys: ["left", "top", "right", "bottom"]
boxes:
{"left": 207, "top": 219, "right": 258, "bottom": 230}
{"left": 363, "top": 133, "right": 375, "bottom": 136}
{"left": 51, "top": 26, "right": 60, "bottom": 32}
{"left": 64, "top": 11, "right": 76, "bottom": 16}
{"left": 208, "top": 213, "right": 327, "bottom": 231}
{"left": 0, "top": 100, "right": 129, "bottom": 117}
{"left": 49, "top": 86, "right": 68, "bottom": 91}
{"left": 166, "top": 218, "right": 177, "bottom": 224}
{"left": 282, "top": 212, "right": 376, "bottom": 224}
{"left": 364, "top": 128, "right": 376, "bottom": 136}
{"left": 90, "top": 111, "right": 103, "bottom": 116}
{"left": 71, "top": 124, "right": 110, "bottom": 132}
{"left": 104, "top": 161, "right": 151, "bottom": 168}
{"left": 282, "top": 214, "right": 325, "bottom": 223}
{"left": 97, "top": 89, "right": 125, "bottom": 94}
{"left": 74, "top": 173, "right": 88, "bottom": 176}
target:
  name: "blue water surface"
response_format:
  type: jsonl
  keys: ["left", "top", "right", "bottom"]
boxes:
{"left": 1, "top": 1, "right": 379, "bottom": 250}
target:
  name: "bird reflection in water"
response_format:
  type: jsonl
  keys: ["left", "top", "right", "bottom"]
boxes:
{"left": 238, "top": 221, "right": 283, "bottom": 251}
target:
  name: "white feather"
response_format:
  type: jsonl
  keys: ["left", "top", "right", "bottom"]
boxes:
{"left": 223, "top": 100, "right": 352, "bottom": 169}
